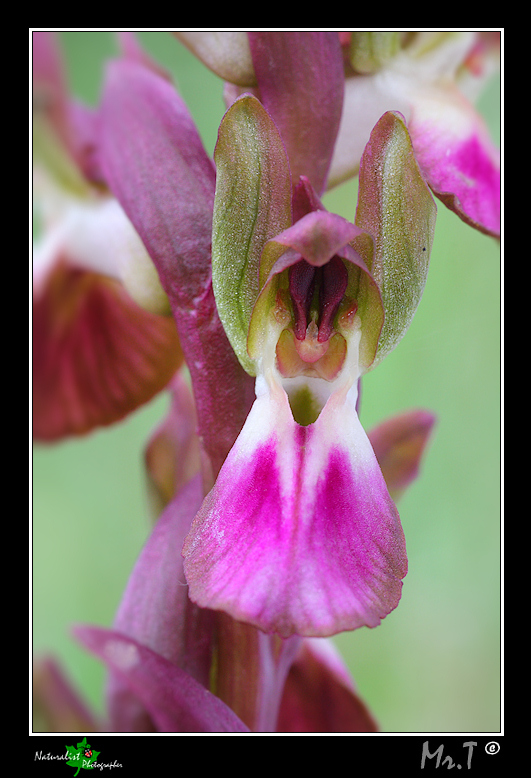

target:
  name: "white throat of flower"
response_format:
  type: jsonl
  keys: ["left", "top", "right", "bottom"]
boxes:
{"left": 255, "top": 311, "right": 363, "bottom": 426}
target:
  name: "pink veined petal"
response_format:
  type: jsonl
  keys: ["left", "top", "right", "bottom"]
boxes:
{"left": 73, "top": 626, "right": 249, "bottom": 733}
{"left": 182, "top": 379, "right": 407, "bottom": 639}
{"left": 408, "top": 86, "right": 500, "bottom": 238}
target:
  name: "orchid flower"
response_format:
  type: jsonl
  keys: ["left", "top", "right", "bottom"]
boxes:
{"left": 96, "top": 45, "right": 435, "bottom": 638}
{"left": 175, "top": 30, "right": 500, "bottom": 238}
{"left": 32, "top": 31, "right": 182, "bottom": 441}
{"left": 181, "top": 95, "right": 437, "bottom": 639}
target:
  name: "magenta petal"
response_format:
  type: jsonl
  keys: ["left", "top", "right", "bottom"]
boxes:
{"left": 183, "top": 382, "right": 407, "bottom": 638}
{"left": 32, "top": 261, "right": 183, "bottom": 441}
{"left": 409, "top": 88, "right": 500, "bottom": 237}
{"left": 74, "top": 626, "right": 249, "bottom": 733}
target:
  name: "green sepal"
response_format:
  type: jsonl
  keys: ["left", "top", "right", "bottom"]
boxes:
{"left": 212, "top": 94, "right": 292, "bottom": 376}
{"left": 355, "top": 111, "right": 437, "bottom": 369}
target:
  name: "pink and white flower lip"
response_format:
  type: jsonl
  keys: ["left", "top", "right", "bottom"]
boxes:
{"left": 182, "top": 365, "right": 407, "bottom": 638}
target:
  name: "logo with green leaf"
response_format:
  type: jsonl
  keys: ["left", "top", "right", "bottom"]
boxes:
{"left": 65, "top": 737, "right": 100, "bottom": 776}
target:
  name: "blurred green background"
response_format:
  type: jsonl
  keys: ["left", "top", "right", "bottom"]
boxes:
{"left": 32, "top": 31, "right": 501, "bottom": 733}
